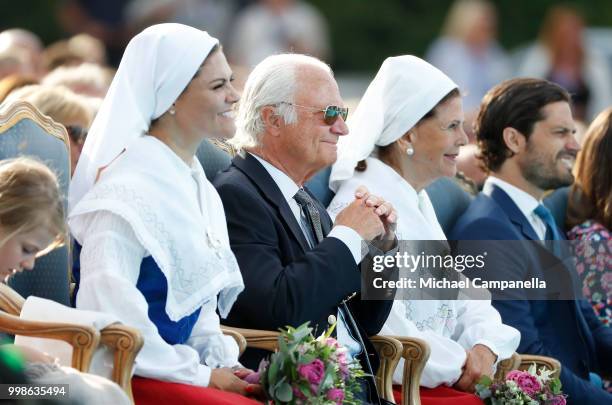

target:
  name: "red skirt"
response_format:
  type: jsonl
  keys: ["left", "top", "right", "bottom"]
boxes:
{"left": 132, "top": 376, "right": 264, "bottom": 405}
{"left": 393, "top": 384, "right": 483, "bottom": 405}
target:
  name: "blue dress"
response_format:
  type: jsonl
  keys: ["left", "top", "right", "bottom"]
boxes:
{"left": 71, "top": 242, "right": 201, "bottom": 345}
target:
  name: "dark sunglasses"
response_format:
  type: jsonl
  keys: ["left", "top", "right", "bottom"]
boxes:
{"left": 66, "top": 125, "right": 88, "bottom": 146}
{"left": 279, "top": 102, "right": 348, "bottom": 125}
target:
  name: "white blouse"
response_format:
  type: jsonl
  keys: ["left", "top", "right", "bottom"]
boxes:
{"left": 76, "top": 211, "right": 240, "bottom": 387}
{"left": 328, "top": 157, "right": 520, "bottom": 387}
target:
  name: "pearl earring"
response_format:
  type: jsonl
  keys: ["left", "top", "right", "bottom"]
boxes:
{"left": 406, "top": 143, "right": 414, "bottom": 156}
{"left": 169, "top": 105, "right": 176, "bottom": 115}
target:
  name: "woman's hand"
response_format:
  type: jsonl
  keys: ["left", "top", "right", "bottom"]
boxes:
{"left": 209, "top": 367, "right": 262, "bottom": 398}
{"left": 453, "top": 345, "right": 497, "bottom": 392}
{"left": 234, "top": 368, "right": 265, "bottom": 399}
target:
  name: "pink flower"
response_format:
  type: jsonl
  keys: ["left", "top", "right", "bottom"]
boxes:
{"left": 506, "top": 370, "right": 542, "bottom": 397}
{"left": 326, "top": 388, "right": 345, "bottom": 404}
{"left": 298, "top": 359, "right": 325, "bottom": 386}
{"left": 549, "top": 395, "right": 567, "bottom": 405}
{"left": 325, "top": 337, "right": 341, "bottom": 348}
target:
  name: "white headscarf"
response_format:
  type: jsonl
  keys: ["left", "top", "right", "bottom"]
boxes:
{"left": 69, "top": 23, "right": 218, "bottom": 210}
{"left": 329, "top": 55, "right": 458, "bottom": 191}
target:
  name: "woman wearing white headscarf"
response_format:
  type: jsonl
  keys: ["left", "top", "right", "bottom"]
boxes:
{"left": 328, "top": 56, "right": 520, "bottom": 405}
{"left": 68, "top": 24, "right": 261, "bottom": 404}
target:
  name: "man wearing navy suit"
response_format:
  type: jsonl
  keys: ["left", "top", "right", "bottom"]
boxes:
{"left": 214, "top": 54, "right": 397, "bottom": 404}
{"left": 450, "top": 78, "right": 612, "bottom": 404}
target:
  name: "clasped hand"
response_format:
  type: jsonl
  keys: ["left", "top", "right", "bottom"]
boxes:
{"left": 335, "top": 185, "right": 397, "bottom": 245}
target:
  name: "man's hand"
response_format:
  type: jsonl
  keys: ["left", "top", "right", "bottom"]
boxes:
{"left": 334, "top": 188, "right": 385, "bottom": 240}
{"left": 354, "top": 187, "right": 397, "bottom": 242}
{"left": 454, "top": 344, "right": 497, "bottom": 392}
{"left": 210, "top": 367, "right": 260, "bottom": 397}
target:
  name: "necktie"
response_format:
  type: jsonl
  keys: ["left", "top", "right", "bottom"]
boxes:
{"left": 293, "top": 189, "right": 378, "bottom": 398}
{"left": 533, "top": 204, "right": 562, "bottom": 256}
{"left": 293, "top": 189, "right": 324, "bottom": 244}
{"left": 533, "top": 204, "right": 562, "bottom": 241}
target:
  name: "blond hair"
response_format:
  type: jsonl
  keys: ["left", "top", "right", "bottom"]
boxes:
{"left": 5, "top": 84, "right": 92, "bottom": 126}
{"left": 0, "top": 157, "right": 65, "bottom": 253}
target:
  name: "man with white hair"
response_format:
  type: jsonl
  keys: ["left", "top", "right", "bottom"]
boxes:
{"left": 215, "top": 54, "right": 398, "bottom": 404}
{"left": 0, "top": 28, "right": 44, "bottom": 77}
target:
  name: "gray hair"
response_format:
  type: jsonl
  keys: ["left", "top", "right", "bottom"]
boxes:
{"left": 230, "top": 53, "right": 333, "bottom": 153}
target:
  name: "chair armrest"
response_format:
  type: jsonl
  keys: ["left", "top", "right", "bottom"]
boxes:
{"left": 518, "top": 354, "right": 562, "bottom": 378}
{"left": 384, "top": 335, "right": 430, "bottom": 405}
{"left": 100, "top": 324, "right": 143, "bottom": 403}
{"left": 0, "top": 311, "right": 99, "bottom": 371}
{"left": 221, "top": 326, "right": 280, "bottom": 352}
{"left": 221, "top": 327, "right": 247, "bottom": 357}
{"left": 0, "top": 284, "right": 25, "bottom": 316}
{"left": 370, "top": 335, "right": 403, "bottom": 403}
{"left": 494, "top": 352, "right": 521, "bottom": 382}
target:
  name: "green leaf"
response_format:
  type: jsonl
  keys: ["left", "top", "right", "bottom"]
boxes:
{"left": 268, "top": 359, "right": 279, "bottom": 385}
{"left": 477, "top": 374, "right": 493, "bottom": 387}
{"left": 275, "top": 382, "right": 293, "bottom": 402}
{"left": 550, "top": 378, "right": 562, "bottom": 395}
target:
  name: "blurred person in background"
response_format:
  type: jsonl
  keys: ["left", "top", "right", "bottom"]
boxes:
{"left": 456, "top": 143, "right": 487, "bottom": 191}
{"left": 567, "top": 107, "right": 612, "bottom": 330}
{"left": 42, "top": 34, "right": 108, "bottom": 73}
{"left": 57, "top": 0, "right": 132, "bottom": 66}
{"left": 124, "top": 0, "right": 238, "bottom": 46}
{"left": 229, "top": 0, "right": 330, "bottom": 69}
{"left": 0, "top": 29, "right": 44, "bottom": 78}
{"left": 4, "top": 85, "right": 94, "bottom": 176}
{"left": 426, "top": 0, "right": 511, "bottom": 115}
{"left": 518, "top": 5, "right": 612, "bottom": 122}
{"left": 43, "top": 63, "right": 112, "bottom": 99}
{"left": 0, "top": 48, "right": 33, "bottom": 82}
{"left": 0, "top": 74, "right": 38, "bottom": 104}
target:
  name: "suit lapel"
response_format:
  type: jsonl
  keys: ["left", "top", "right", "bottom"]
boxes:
{"left": 484, "top": 183, "right": 540, "bottom": 241}
{"left": 232, "top": 154, "right": 311, "bottom": 252}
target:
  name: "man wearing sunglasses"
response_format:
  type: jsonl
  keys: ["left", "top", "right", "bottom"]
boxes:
{"left": 215, "top": 54, "right": 398, "bottom": 405}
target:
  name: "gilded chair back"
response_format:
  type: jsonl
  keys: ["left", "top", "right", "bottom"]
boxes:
{"left": 0, "top": 101, "right": 71, "bottom": 305}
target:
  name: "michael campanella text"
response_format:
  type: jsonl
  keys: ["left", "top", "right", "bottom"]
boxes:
{"left": 373, "top": 277, "right": 547, "bottom": 290}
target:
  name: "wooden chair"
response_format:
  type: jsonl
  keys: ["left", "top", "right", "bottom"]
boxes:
{"left": 495, "top": 352, "right": 562, "bottom": 380}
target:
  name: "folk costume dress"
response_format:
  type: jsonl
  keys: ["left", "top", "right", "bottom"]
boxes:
{"left": 329, "top": 56, "right": 520, "bottom": 405}
{"left": 68, "top": 24, "right": 258, "bottom": 405}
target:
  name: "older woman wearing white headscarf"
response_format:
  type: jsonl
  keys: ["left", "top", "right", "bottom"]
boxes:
{"left": 68, "top": 24, "right": 261, "bottom": 404}
{"left": 328, "top": 56, "right": 520, "bottom": 404}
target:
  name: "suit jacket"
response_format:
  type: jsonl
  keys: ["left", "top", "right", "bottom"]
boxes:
{"left": 214, "top": 154, "right": 395, "bottom": 403}
{"left": 449, "top": 183, "right": 612, "bottom": 405}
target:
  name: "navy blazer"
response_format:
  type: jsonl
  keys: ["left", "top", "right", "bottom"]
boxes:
{"left": 449, "top": 183, "right": 612, "bottom": 404}
{"left": 214, "top": 154, "right": 394, "bottom": 401}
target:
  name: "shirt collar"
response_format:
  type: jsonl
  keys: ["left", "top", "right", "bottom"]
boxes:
{"left": 486, "top": 176, "right": 541, "bottom": 217}
{"left": 250, "top": 153, "right": 300, "bottom": 202}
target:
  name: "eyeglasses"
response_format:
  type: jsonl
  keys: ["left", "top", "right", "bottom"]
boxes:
{"left": 278, "top": 102, "right": 348, "bottom": 125}
{"left": 66, "top": 125, "right": 88, "bottom": 146}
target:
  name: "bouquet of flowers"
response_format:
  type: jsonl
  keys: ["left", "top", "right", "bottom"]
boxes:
{"left": 253, "top": 322, "right": 367, "bottom": 404}
{"left": 475, "top": 363, "right": 566, "bottom": 405}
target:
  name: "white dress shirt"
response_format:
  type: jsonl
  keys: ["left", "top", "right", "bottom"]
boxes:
{"left": 485, "top": 176, "right": 547, "bottom": 240}
{"left": 329, "top": 158, "right": 520, "bottom": 387}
